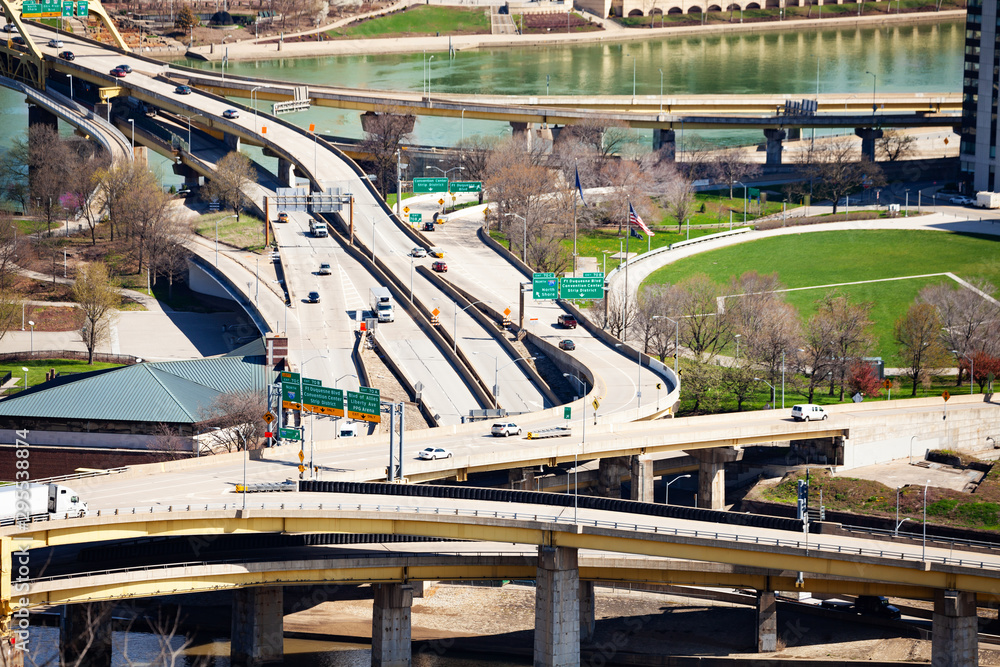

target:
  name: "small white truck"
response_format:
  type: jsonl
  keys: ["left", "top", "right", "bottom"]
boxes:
{"left": 0, "top": 483, "right": 89, "bottom": 525}
{"left": 369, "top": 286, "right": 395, "bottom": 323}
{"left": 976, "top": 191, "right": 1000, "bottom": 209}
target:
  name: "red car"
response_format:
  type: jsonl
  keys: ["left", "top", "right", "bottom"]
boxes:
{"left": 109, "top": 67, "right": 127, "bottom": 78}
{"left": 432, "top": 261, "right": 447, "bottom": 273}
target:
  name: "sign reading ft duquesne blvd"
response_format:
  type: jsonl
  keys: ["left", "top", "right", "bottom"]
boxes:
{"left": 281, "top": 372, "right": 382, "bottom": 423}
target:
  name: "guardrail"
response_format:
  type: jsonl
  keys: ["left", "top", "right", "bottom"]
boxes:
{"left": 0, "top": 468, "right": 129, "bottom": 487}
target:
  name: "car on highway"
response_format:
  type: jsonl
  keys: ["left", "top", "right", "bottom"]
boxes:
{"left": 317, "top": 263, "right": 332, "bottom": 275}
{"left": 109, "top": 67, "right": 127, "bottom": 78}
{"left": 307, "top": 291, "right": 321, "bottom": 303}
{"left": 222, "top": 109, "right": 240, "bottom": 119}
{"left": 558, "top": 339, "right": 576, "bottom": 351}
{"left": 277, "top": 211, "right": 289, "bottom": 223}
{"left": 1, "top": 24, "right": 14, "bottom": 32}
{"left": 821, "top": 596, "right": 901, "bottom": 620}
{"left": 48, "top": 38, "right": 63, "bottom": 48}
{"left": 432, "top": 260, "right": 447, "bottom": 273}
{"left": 429, "top": 247, "right": 445, "bottom": 258}
{"left": 174, "top": 85, "right": 192, "bottom": 95}
{"left": 116, "top": 63, "right": 132, "bottom": 73}
{"left": 11, "top": 35, "right": 24, "bottom": 45}
{"left": 491, "top": 423, "right": 522, "bottom": 437}
{"left": 949, "top": 196, "right": 973, "bottom": 205}
{"left": 791, "top": 403, "right": 828, "bottom": 421}
{"left": 410, "top": 247, "right": 427, "bottom": 258}
{"left": 418, "top": 446, "right": 453, "bottom": 460}
{"left": 58, "top": 51, "right": 75, "bottom": 61}
{"left": 557, "top": 314, "right": 577, "bottom": 329}
{"left": 422, "top": 221, "right": 435, "bottom": 232}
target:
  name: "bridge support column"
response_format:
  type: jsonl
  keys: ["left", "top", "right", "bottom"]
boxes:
{"left": 932, "top": 590, "right": 977, "bottom": 667}
{"left": 653, "top": 129, "right": 676, "bottom": 160}
{"left": 371, "top": 583, "right": 413, "bottom": 667}
{"left": 224, "top": 132, "right": 241, "bottom": 152}
{"left": 854, "top": 127, "right": 883, "bottom": 162}
{"left": 28, "top": 105, "right": 59, "bottom": 135}
{"left": 509, "top": 467, "right": 537, "bottom": 490}
{"left": 232, "top": 586, "right": 284, "bottom": 667}
{"left": 763, "top": 128, "right": 786, "bottom": 165}
{"left": 277, "top": 158, "right": 296, "bottom": 187}
{"left": 60, "top": 602, "right": 113, "bottom": 667}
{"left": 172, "top": 162, "right": 201, "bottom": 189}
{"left": 756, "top": 591, "right": 777, "bottom": 653}
{"left": 786, "top": 127, "right": 801, "bottom": 141}
{"left": 579, "top": 581, "right": 595, "bottom": 643}
{"left": 510, "top": 122, "right": 533, "bottom": 150}
{"left": 630, "top": 454, "right": 654, "bottom": 503}
{"left": 597, "top": 456, "right": 629, "bottom": 498}
{"left": 687, "top": 447, "right": 742, "bottom": 510}
{"left": 534, "top": 546, "right": 579, "bottom": 667}
{"left": 360, "top": 111, "right": 416, "bottom": 135}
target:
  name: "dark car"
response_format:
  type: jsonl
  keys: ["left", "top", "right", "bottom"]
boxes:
{"left": 558, "top": 339, "right": 576, "bottom": 351}
{"left": 422, "top": 221, "right": 435, "bottom": 232}
{"left": 174, "top": 85, "right": 192, "bottom": 95}
{"left": 432, "top": 260, "right": 447, "bottom": 273}
{"left": 222, "top": 109, "right": 240, "bottom": 119}
{"left": 557, "top": 314, "right": 577, "bottom": 329}
{"left": 11, "top": 35, "right": 24, "bottom": 45}
{"left": 109, "top": 67, "right": 127, "bottom": 78}
{"left": 307, "top": 291, "right": 320, "bottom": 303}
{"left": 58, "top": 51, "right": 75, "bottom": 61}
{"left": 117, "top": 63, "right": 132, "bottom": 73}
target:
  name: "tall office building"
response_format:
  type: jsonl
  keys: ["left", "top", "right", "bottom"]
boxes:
{"left": 960, "top": 0, "right": 997, "bottom": 192}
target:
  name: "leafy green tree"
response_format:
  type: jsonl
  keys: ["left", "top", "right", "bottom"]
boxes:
{"left": 175, "top": 4, "right": 198, "bottom": 31}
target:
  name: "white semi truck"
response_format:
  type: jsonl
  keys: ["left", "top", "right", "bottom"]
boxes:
{"left": 369, "top": 286, "right": 395, "bottom": 323}
{"left": 0, "top": 483, "right": 89, "bottom": 525}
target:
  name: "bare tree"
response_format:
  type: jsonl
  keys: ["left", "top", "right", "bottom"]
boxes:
{"left": 358, "top": 107, "right": 414, "bottom": 198}
{"left": 895, "top": 302, "right": 950, "bottom": 396}
{"left": 200, "top": 390, "right": 267, "bottom": 452}
{"left": 712, "top": 147, "right": 761, "bottom": 198}
{"left": 658, "top": 165, "right": 696, "bottom": 232}
{"left": 456, "top": 134, "right": 502, "bottom": 205}
{"left": 800, "top": 306, "right": 840, "bottom": 403}
{"left": 799, "top": 138, "right": 886, "bottom": 214}
{"left": 202, "top": 151, "right": 255, "bottom": 222}
{"left": 724, "top": 271, "right": 785, "bottom": 342}
{"left": 95, "top": 161, "right": 147, "bottom": 242}
{"left": 484, "top": 139, "right": 554, "bottom": 257}
{"left": 744, "top": 300, "right": 802, "bottom": 401}
{"left": 921, "top": 280, "right": 1000, "bottom": 385}
{"left": 73, "top": 262, "right": 121, "bottom": 364}
{"left": 876, "top": 130, "right": 917, "bottom": 162}
{"left": 119, "top": 171, "right": 173, "bottom": 273}
{"left": 65, "top": 148, "right": 112, "bottom": 245}
{"left": 813, "top": 293, "right": 877, "bottom": 399}
{"left": 565, "top": 117, "right": 640, "bottom": 180}
{"left": 675, "top": 274, "right": 728, "bottom": 361}
{"left": 595, "top": 287, "right": 639, "bottom": 341}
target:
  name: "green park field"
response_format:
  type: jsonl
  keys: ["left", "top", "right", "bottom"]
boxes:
{"left": 644, "top": 230, "right": 1000, "bottom": 365}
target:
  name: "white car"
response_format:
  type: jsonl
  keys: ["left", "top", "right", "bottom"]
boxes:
{"left": 491, "top": 423, "right": 522, "bottom": 437}
{"left": 410, "top": 247, "right": 427, "bottom": 258}
{"left": 418, "top": 447, "right": 453, "bottom": 460}
{"left": 949, "top": 196, "right": 973, "bottom": 205}
{"left": 48, "top": 38, "right": 63, "bottom": 48}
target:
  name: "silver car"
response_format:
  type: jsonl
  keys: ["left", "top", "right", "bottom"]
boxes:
{"left": 418, "top": 447, "right": 452, "bottom": 460}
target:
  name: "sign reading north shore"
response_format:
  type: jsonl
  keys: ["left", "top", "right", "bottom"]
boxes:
{"left": 21, "top": 1, "right": 40, "bottom": 16}
{"left": 532, "top": 272, "right": 558, "bottom": 300}
{"left": 409, "top": 213, "right": 422, "bottom": 223}
{"left": 560, "top": 272, "right": 605, "bottom": 300}
{"left": 451, "top": 181, "right": 482, "bottom": 193}
{"left": 281, "top": 382, "right": 301, "bottom": 410}
{"left": 347, "top": 387, "right": 381, "bottom": 423}
{"left": 412, "top": 177, "right": 449, "bottom": 194}
{"left": 278, "top": 427, "right": 301, "bottom": 441}
{"left": 302, "top": 385, "right": 344, "bottom": 417}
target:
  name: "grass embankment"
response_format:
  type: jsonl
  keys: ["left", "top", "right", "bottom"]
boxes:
{"left": 193, "top": 212, "right": 268, "bottom": 254}
{"left": 645, "top": 230, "right": 1000, "bottom": 365}
{"left": 756, "top": 467, "right": 1000, "bottom": 533}
{"left": 2, "top": 359, "right": 123, "bottom": 395}
{"left": 326, "top": 6, "right": 491, "bottom": 39}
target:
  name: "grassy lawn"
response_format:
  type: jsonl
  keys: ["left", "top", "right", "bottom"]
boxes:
{"left": 2, "top": 358, "right": 122, "bottom": 394}
{"left": 326, "top": 6, "right": 490, "bottom": 38}
{"left": 645, "top": 230, "right": 1000, "bottom": 362}
{"left": 385, "top": 192, "right": 417, "bottom": 208}
{"left": 193, "top": 212, "right": 267, "bottom": 253}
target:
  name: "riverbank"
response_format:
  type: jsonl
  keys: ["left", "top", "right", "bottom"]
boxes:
{"left": 181, "top": 8, "right": 964, "bottom": 62}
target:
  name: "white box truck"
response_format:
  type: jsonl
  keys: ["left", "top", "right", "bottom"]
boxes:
{"left": 369, "top": 286, "right": 395, "bottom": 323}
{"left": 0, "top": 483, "right": 89, "bottom": 524}
{"left": 976, "top": 191, "right": 1000, "bottom": 209}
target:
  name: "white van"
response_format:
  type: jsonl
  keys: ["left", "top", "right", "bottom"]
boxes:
{"left": 791, "top": 404, "right": 828, "bottom": 421}
{"left": 339, "top": 422, "right": 359, "bottom": 438}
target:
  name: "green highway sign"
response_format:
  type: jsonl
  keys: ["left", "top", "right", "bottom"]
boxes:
{"left": 532, "top": 272, "right": 558, "bottom": 300}
{"left": 749, "top": 187, "right": 760, "bottom": 198}
{"left": 278, "top": 427, "right": 301, "bottom": 441}
{"left": 280, "top": 371, "right": 300, "bottom": 383}
{"left": 347, "top": 387, "right": 381, "bottom": 423}
{"left": 76, "top": 0, "right": 87, "bottom": 13}
{"left": 413, "top": 177, "right": 449, "bottom": 194}
{"left": 302, "top": 385, "right": 344, "bottom": 417}
{"left": 561, "top": 272, "right": 605, "bottom": 300}
{"left": 21, "top": 1, "right": 40, "bottom": 15}
{"left": 302, "top": 377, "right": 322, "bottom": 387}
{"left": 281, "top": 382, "right": 301, "bottom": 410}
{"left": 61, "top": 1, "right": 73, "bottom": 16}
{"left": 39, "top": 0, "right": 61, "bottom": 16}
{"left": 409, "top": 213, "right": 422, "bottom": 223}
{"left": 451, "top": 181, "right": 482, "bottom": 193}
{"left": 563, "top": 407, "right": 572, "bottom": 420}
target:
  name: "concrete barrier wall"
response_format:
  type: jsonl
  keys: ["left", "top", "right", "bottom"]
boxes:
{"left": 187, "top": 255, "right": 271, "bottom": 335}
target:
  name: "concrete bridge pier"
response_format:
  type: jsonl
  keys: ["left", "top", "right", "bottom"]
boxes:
{"left": 932, "top": 590, "right": 977, "bottom": 667}
{"left": 579, "top": 581, "right": 595, "bottom": 643}
{"left": 535, "top": 546, "right": 580, "bottom": 667}
{"left": 652, "top": 129, "right": 676, "bottom": 160}
{"left": 232, "top": 586, "right": 284, "bottom": 667}
{"left": 786, "top": 127, "right": 801, "bottom": 141}
{"left": 855, "top": 127, "right": 883, "bottom": 162}
{"left": 687, "top": 447, "right": 743, "bottom": 509}
{"left": 630, "top": 455, "right": 654, "bottom": 502}
{"left": 224, "top": 132, "right": 241, "bottom": 152}
{"left": 371, "top": 583, "right": 413, "bottom": 667}
{"left": 28, "top": 104, "right": 59, "bottom": 135}
{"left": 277, "top": 158, "right": 296, "bottom": 187}
{"left": 509, "top": 467, "right": 537, "bottom": 490}
{"left": 763, "top": 129, "right": 786, "bottom": 165}
{"left": 597, "top": 456, "right": 629, "bottom": 498}
{"left": 60, "top": 602, "right": 113, "bottom": 667}
{"left": 510, "top": 122, "right": 533, "bottom": 150}
{"left": 172, "top": 162, "right": 201, "bottom": 189}
{"left": 756, "top": 590, "right": 777, "bottom": 652}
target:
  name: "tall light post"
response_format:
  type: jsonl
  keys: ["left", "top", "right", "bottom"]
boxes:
{"left": 754, "top": 377, "right": 775, "bottom": 408}
{"left": 651, "top": 315, "right": 679, "bottom": 374}
{"left": 454, "top": 300, "right": 491, "bottom": 352}
{"left": 922, "top": 480, "right": 930, "bottom": 560}
{"left": 735, "top": 180, "right": 748, "bottom": 224}
{"left": 734, "top": 333, "right": 741, "bottom": 362}
{"left": 563, "top": 372, "right": 587, "bottom": 524}
{"left": 615, "top": 343, "right": 642, "bottom": 411}
{"left": 865, "top": 70, "right": 877, "bottom": 118}
{"left": 658, "top": 68, "right": 663, "bottom": 113}
{"left": 221, "top": 35, "right": 230, "bottom": 83}
{"left": 952, "top": 349, "right": 975, "bottom": 394}
{"left": 20, "top": 367, "right": 28, "bottom": 392}
{"left": 509, "top": 212, "right": 527, "bottom": 264}
{"left": 27, "top": 320, "right": 34, "bottom": 356}
{"left": 250, "top": 86, "right": 262, "bottom": 133}
{"left": 665, "top": 474, "right": 691, "bottom": 505}
{"left": 423, "top": 53, "right": 435, "bottom": 98}
{"left": 781, "top": 349, "right": 787, "bottom": 409}
{"left": 215, "top": 214, "right": 237, "bottom": 266}
{"left": 182, "top": 114, "right": 193, "bottom": 149}
{"left": 461, "top": 108, "right": 466, "bottom": 142}
{"left": 128, "top": 118, "right": 134, "bottom": 151}
{"left": 395, "top": 148, "right": 408, "bottom": 218}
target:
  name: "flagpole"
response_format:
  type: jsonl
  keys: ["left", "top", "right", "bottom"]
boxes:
{"left": 623, "top": 201, "right": 630, "bottom": 335}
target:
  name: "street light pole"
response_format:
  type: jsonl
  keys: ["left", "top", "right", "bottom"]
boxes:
{"left": 734, "top": 334, "right": 741, "bottom": 362}
{"left": 922, "top": 480, "right": 930, "bottom": 560}
{"left": 953, "top": 349, "right": 975, "bottom": 394}
{"left": 128, "top": 118, "right": 134, "bottom": 151}
{"left": 781, "top": 349, "right": 786, "bottom": 409}
{"left": 665, "top": 474, "right": 691, "bottom": 505}
{"left": 27, "top": 320, "right": 34, "bottom": 356}
{"left": 865, "top": 70, "right": 877, "bottom": 118}
{"left": 251, "top": 86, "right": 261, "bottom": 133}
{"left": 658, "top": 68, "right": 663, "bottom": 113}
{"left": 754, "top": 377, "right": 776, "bottom": 407}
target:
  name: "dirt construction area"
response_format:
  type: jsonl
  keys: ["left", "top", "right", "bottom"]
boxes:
{"left": 280, "top": 583, "right": 1000, "bottom": 664}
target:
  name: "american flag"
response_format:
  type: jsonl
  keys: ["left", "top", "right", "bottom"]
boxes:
{"left": 628, "top": 202, "right": 654, "bottom": 237}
